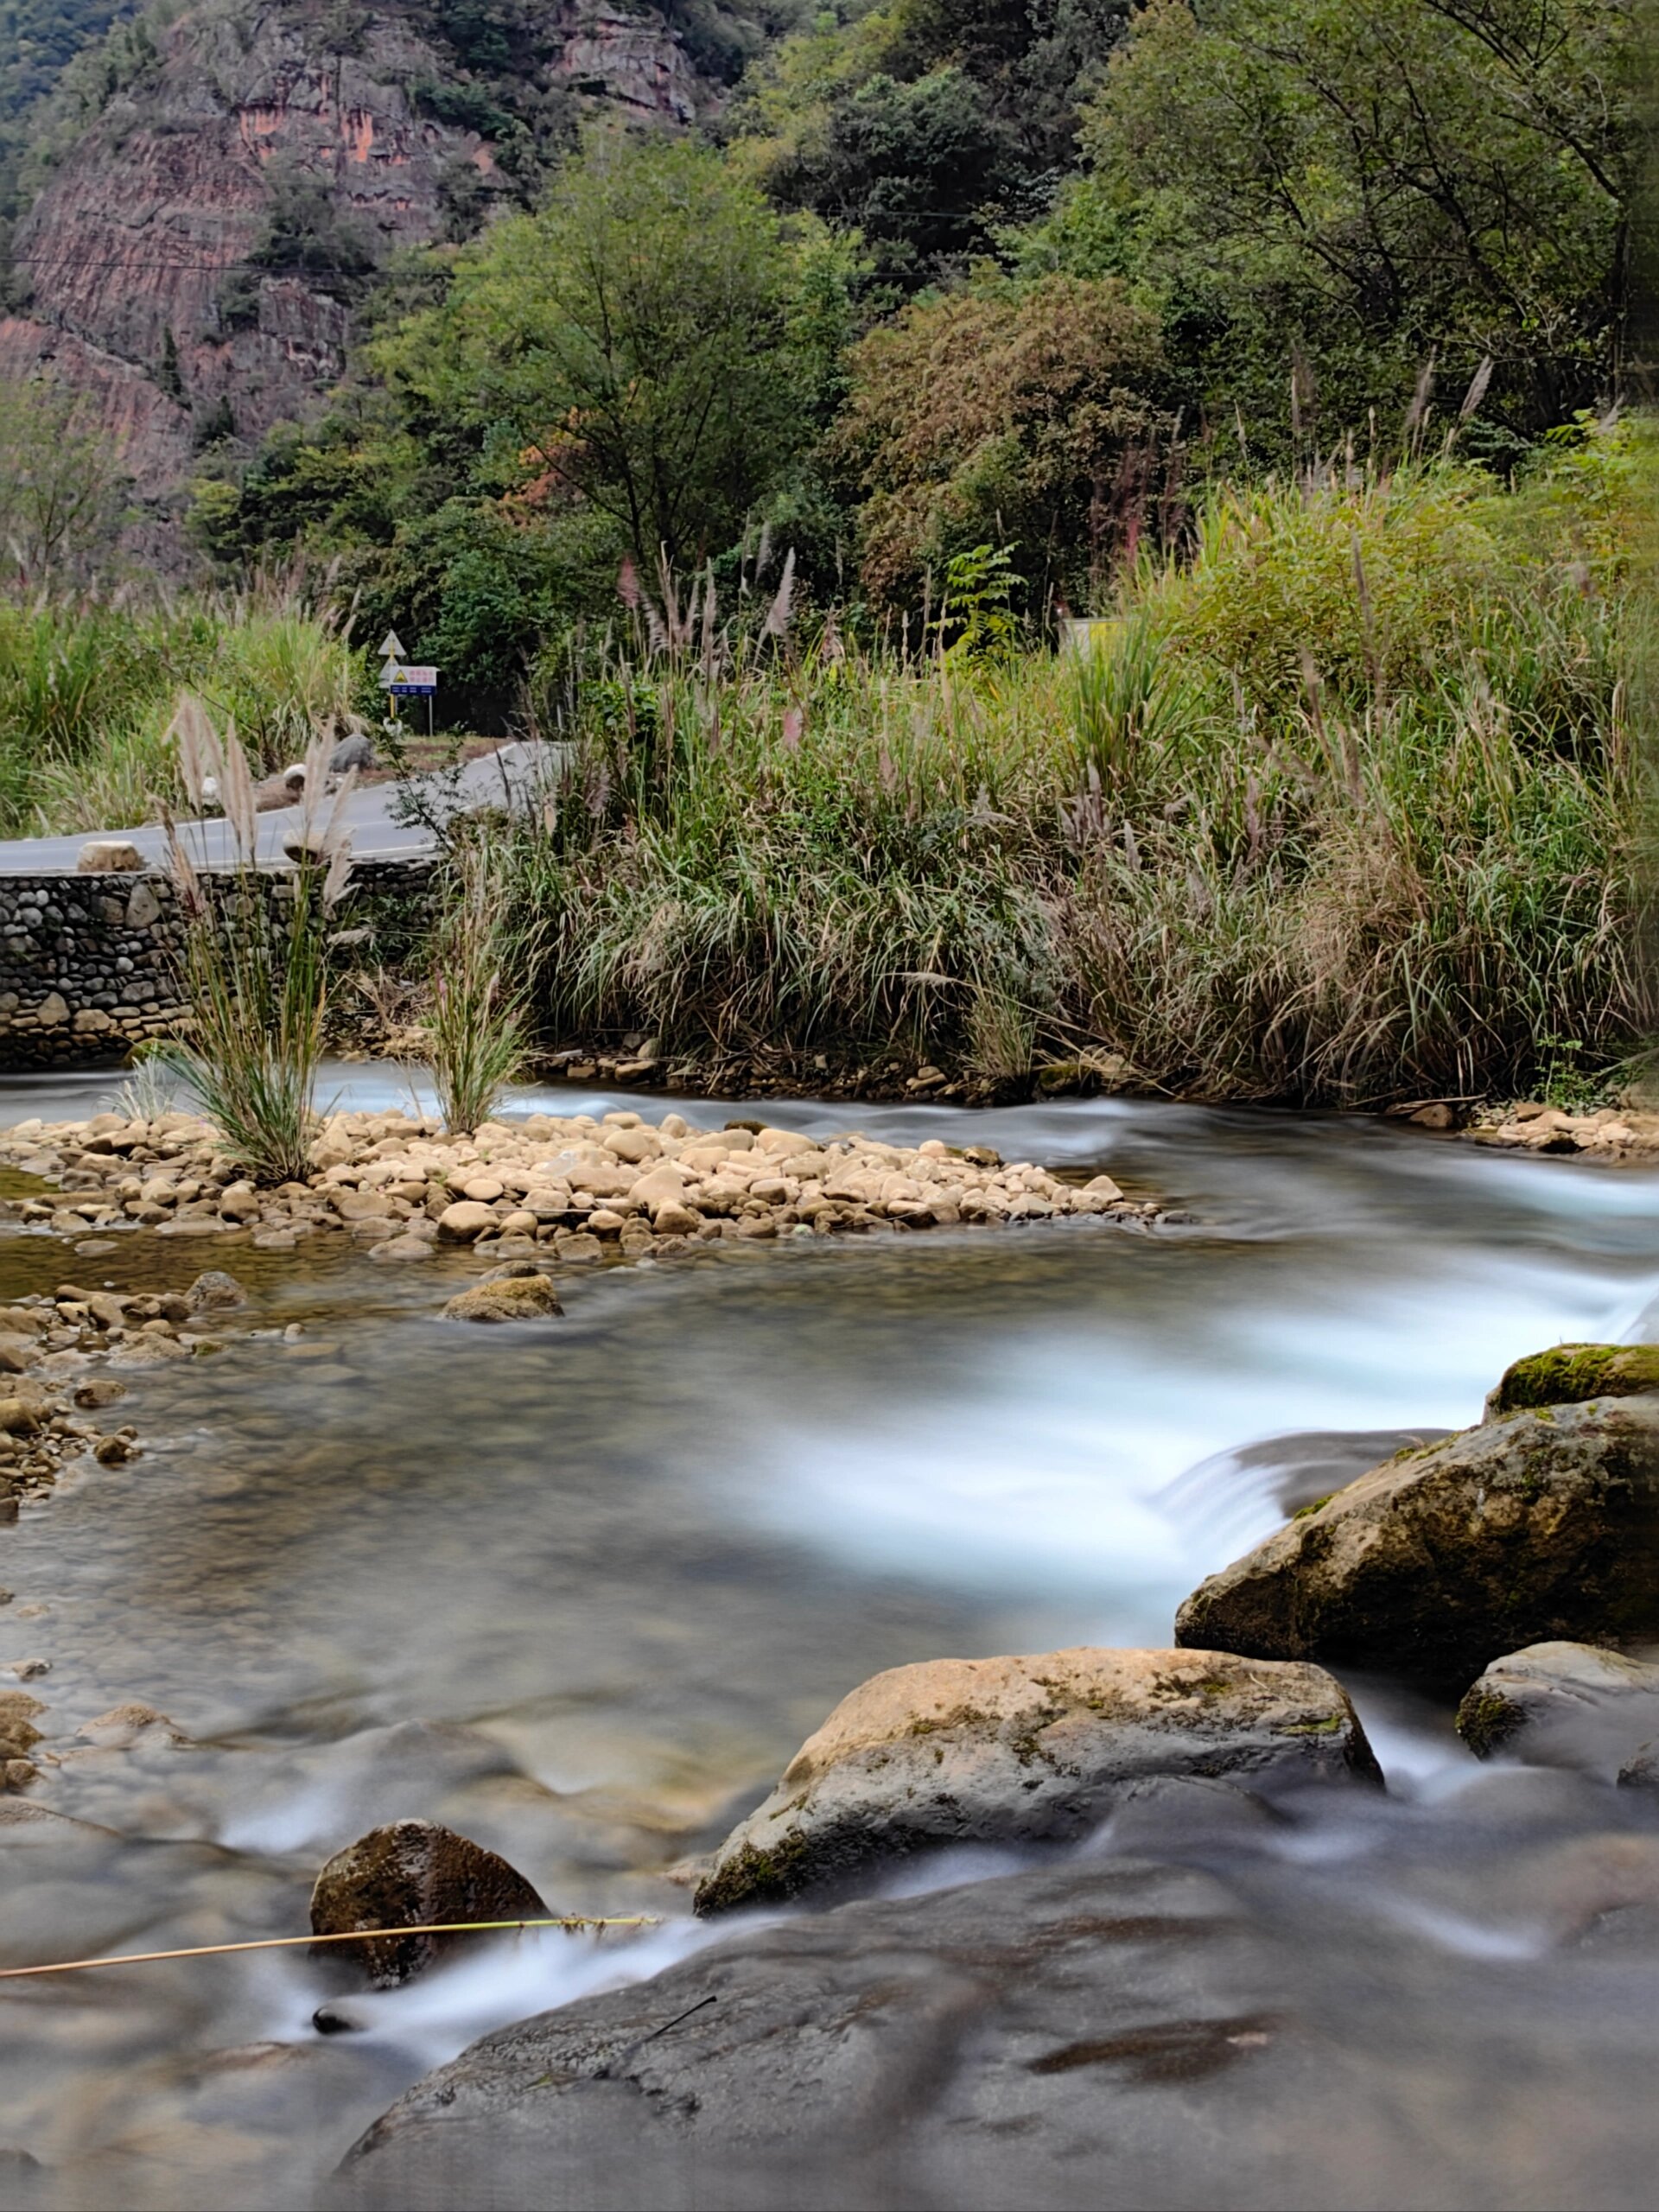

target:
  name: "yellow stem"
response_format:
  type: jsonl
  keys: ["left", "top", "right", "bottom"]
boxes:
{"left": 0, "top": 1916, "right": 660, "bottom": 1982}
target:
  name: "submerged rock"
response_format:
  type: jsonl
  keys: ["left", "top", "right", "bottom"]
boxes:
{"left": 441, "top": 1275, "right": 563, "bottom": 1324}
{"left": 1456, "top": 1643, "right": 1659, "bottom": 1775}
{"left": 185, "top": 1269, "right": 247, "bottom": 1313}
{"left": 310, "top": 1818, "right": 547, "bottom": 1987}
{"left": 694, "top": 1646, "right": 1376, "bottom": 1915}
{"left": 1175, "top": 1398, "right": 1659, "bottom": 1679}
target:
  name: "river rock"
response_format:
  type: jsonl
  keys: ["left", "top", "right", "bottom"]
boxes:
{"left": 310, "top": 1818, "right": 547, "bottom": 1987}
{"left": 1456, "top": 1643, "right": 1659, "bottom": 1776}
{"left": 1486, "top": 1343, "right": 1659, "bottom": 1417}
{"left": 1174, "top": 1397, "right": 1659, "bottom": 1678}
{"left": 441, "top": 1275, "right": 563, "bottom": 1324}
{"left": 693, "top": 1646, "right": 1376, "bottom": 1915}
{"left": 436, "top": 1201, "right": 498, "bottom": 1243}
{"left": 185, "top": 1269, "right": 247, "bottom": 1312}
{"left": 0, "top": 1692, "right": 42, "bottom": 1763}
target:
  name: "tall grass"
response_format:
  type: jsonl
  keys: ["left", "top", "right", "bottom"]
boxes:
{"left": 494, "top": 448, "right": 1642, "bottom": 1105}
{"left": 162, "top": 701, "right": 356, "bottom": 1182}
{"left": 0, "top": 592, "right": 365, "bottom": 836}
{"left": 424, "top": 838, "right": 531, "bottom": 1134}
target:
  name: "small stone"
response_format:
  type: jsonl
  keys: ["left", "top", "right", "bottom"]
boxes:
{"left": 75, "top": 1702, "right": 184, "bottom": 1748}
{"left": 437, "top": 1201, "right": 498, "bottom": 1243}
{"left": 73, "top": 1378, "right": 128, "bottom": 1410}
{"left": 93, "top": 1434, "right": 139, "bottom": 1465}
{"left": 76, "top": 840, "right": 143, "bottom": 874}
{"left": 186, "top": 1270, "right": 247, "bottom": 1312}
{"left": 9, "top": 1660, "right": 49, "bottom": 1681}
{"left": 370, "top": 1234, "right": 435, "bottom": 1263}
{"left": 652, "top": 1202, "right": 702, "bottom": 1236}
{"left": 552, "top": 1232, "right": 604, "bottom": 1262}
{"left": 0, "top": 1402, "right": 41, "bottom": 1438}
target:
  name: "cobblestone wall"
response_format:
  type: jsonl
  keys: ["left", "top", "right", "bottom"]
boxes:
{"left": 0, "top": 861, "right": 435, "bottom": 1071}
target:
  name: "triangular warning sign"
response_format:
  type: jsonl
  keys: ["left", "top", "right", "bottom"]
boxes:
{"left": 378, "top": 631, "right": 407, "bottom": 661}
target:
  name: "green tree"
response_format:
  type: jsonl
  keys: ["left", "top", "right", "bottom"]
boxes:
{"left": 372, "top": 137, "right": 825, "bottom": 570}
{"left": 1065, "top": 0, "right": 1639, "bottom": 448}
{"left": 835, "top": 271, "right": 1166, "bottom": 607}
{"left": 0, "top": 375, "right": 125, "bottom": 586}
{"left": 735, "top": 0, "right": 1129, "bottom": 296}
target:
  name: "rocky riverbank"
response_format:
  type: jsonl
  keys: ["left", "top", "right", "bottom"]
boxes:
{"left": 0, "top": 1105, "right": 1164, "bottom": 1263}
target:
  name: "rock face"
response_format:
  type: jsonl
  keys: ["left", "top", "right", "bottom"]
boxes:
{"left": 442, "top": 1274, "right": 563, "bottom": 1323}
{"left": 0, "top": 0, "right": 734, "bottom": 537}
{"left": 694, "top": 1647, "right": 1377, "bottom": 1915}
{"left": 1174, "top": 1398, "right": 1659, "bottom": 1679}
{"left": 1456, "top": 1643, "right": 1659, "bottom": 1777}
{"left": 310, "top": 1818, "right": 546, "bottom": 1987}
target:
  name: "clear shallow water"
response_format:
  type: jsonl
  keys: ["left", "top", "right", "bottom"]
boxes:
{"left": 1, "top": 1072, "right": 1658, "bottom": 2206}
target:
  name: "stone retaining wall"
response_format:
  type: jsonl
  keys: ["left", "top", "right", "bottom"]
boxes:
{"left": 0, "top": 861, "right": 435, "bottom": 1071}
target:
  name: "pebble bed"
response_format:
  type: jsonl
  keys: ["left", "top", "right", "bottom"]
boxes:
{"left": 0, "top": 1105, "right": 1160, "bottom": 1269}
{"left": 1465, "top": 1102, "right": 1659, "bottom": 1158}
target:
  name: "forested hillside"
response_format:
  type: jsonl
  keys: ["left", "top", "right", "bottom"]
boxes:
{"left": 157, "top": 0, "right": 1637, "bottom": 721}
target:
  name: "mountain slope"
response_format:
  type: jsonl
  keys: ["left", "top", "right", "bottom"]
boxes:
{"left": 0, "top": 0, "right": 766, "bottom": 536}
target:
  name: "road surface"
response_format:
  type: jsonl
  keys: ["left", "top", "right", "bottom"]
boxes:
{"left": 0, "top": 741, "right": 560, "bottom": 874}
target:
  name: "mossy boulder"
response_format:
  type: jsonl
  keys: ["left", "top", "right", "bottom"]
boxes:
{"left": 310, "top": 1818, "right": 546, "bottom": 1986}
{"left": 1485, "top": 1343, "right": 1659, "bottom": 1417}
{"left": 693, "top": 1646, "right": 1377, "bottom": 1916}
{"left": 1174, "top": 1398, "right": 1659, "bottom": 1680}
{"left": 442, "top": 1274, "right": 563, "bottom": 1324}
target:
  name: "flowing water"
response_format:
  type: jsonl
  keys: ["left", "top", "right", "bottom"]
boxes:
{"left": 1, "top": 1071, "right": 1657, "bottom": 2209}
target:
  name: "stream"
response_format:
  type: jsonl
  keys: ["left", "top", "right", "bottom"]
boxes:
{"left": 1, "top": 1073, "right": 1657, "bottom": 2209}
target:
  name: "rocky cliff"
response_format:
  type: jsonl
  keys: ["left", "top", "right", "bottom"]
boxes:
{"left": 0, "top": 0, "right": 721, "bottom": 537}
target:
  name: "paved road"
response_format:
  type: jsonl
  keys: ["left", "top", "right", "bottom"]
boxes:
{"left": 0, "top": 741, "right": 561, "bottom": 874}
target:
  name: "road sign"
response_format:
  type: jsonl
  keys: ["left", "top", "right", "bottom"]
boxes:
{"left": 378, "top": 631, "right": 407, "bottom": 661}
{"left": 383, "top": 664, "right": 438, "bottom": 696}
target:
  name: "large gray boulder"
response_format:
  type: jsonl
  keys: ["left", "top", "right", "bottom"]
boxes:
{"left": 1175, "top": 1398, "right": 1659, "bottom": 1680}
{"left": 693, "top": 1646, "right": 1376, "bottom": 1915}
{"left": 339, "top": 1839, "right": 1659, "bottom": 2212}
{"left": 1456, "top": 1643, "right": 1659, "bottom": 1777}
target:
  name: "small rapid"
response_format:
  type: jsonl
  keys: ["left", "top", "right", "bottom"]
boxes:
{"left": 1, "top": 1071, "right": 1657, "bottom": 2208}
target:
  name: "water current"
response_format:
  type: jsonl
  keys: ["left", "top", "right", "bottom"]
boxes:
{"left": 1, "top": 1071, "right": 1657, "bottom": 2209}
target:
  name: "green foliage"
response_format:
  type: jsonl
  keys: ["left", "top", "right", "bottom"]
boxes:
{"left": 0, "top": 376, "right": 127, "bottom": 588}
{"left": 487, "top": 448, "right": 1638, "bottom": 1105}
{"left": 0, "top": 589, "right": 365, "bottom": 832}
{"left": 1067, "top": 0, "right": 1639, "bottom": 453}
{"left": 835, "top": 271, "right": 1166, "bottom": 607}
{"left": 734, "top": 0, "right": 1129, "bottom": 294}
{"left": 372, "top": 138, "right": 819, "bottom": 569}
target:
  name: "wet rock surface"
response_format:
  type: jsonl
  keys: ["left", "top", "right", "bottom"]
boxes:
{"left": 1456, "top": 1643, "right": 1659, "bottom": 1776}
{"left": 310, "top": 1818, "right": 548, "bottom": 1988}
{"left": 340, "top": 1831, "right": 1659, "bottom": 2212}
{"left": 695, "top": 1647, "right": 1376, "bottom": 1914}
{"left": 1175, "top": 1396, "right": 1659, "bottom": 1678}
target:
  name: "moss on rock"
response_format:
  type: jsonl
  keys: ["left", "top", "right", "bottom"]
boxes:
{"left": 1488, "top": 1344, "right": 1659, "bottom": 1417}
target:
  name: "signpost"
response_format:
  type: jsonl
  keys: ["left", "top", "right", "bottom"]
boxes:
{"left": 377, "top": 632, "right": 438, "bottom": 740}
